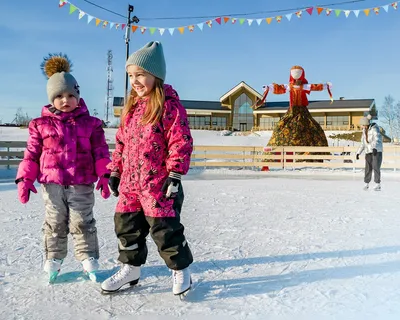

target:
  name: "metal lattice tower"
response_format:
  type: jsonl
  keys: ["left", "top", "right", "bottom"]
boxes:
{"left": 105, "top": 50, "right": 114, "bottom": 124}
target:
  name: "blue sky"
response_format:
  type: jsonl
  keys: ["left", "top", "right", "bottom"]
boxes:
{"left": 0, "top": 0, "right": 398, "bottom": 123}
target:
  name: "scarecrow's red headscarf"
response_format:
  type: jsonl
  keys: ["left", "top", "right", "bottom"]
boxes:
{"left": 289, "top": 65, "right": 310, "bottom": 107}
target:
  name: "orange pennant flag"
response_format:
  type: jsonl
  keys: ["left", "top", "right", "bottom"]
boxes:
{"left": 224, "top": 17, "right": 230, "bottom": 23}
{"left": 178, "top": 27, "right": 185, "bottom": 34}
{"left": 317, "top": 7, "right": 324, "bottom": 15}
{"left": 95, "top": 18, "right": 101, "bottom": 26}
{"left": 266, "top": 17, "right": 272, "bottom": 24}
{"left": 131, "top": 25, "right": 138, "bottom": 33}
{"left": 364, "top": 9, "right": 370, "bottom": 16}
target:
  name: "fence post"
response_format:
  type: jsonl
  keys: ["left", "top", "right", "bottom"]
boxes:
{"left": 7, "top": 145, "right": 10, "bottom": 170}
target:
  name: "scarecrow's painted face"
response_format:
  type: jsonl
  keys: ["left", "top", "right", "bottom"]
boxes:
{"left": 290, "top": 68, "right": 303, "bottom": 80}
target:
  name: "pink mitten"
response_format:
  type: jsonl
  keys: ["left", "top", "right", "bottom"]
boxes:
{"left": 96, "top": 176, "right": 110, "bottom": 199}
{"left": 17, "top": 179, "right": 37, "bottom": 204}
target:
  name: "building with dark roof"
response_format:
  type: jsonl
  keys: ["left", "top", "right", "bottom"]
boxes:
{"left": 113, "top": 81, "right": 376, "bottom": 131}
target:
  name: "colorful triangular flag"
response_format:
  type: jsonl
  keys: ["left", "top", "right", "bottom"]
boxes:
{"left": 382, "top": 5, "right": 389, "bottom": 12}
{"left": 131, "top": 25, "right": 138, "bottom": 33}
{"left": 247, "top": 19, "right": 253, "bottom": 26}
{"left": 95, "top": 18, "right": 101, "bottom": 26}
{"left": 150, "top": 27, "right": 156, "bottom": 34}
{"left": 353, "top": 10, "right": 360, "bottom": 17}
{"left": 306, "top": 7, "right": 313, "bottom": 15}
{"left": 206, "top": 20, "right": 212, "bottom": 27}
{"left": 69, "top": 4, "right": 77, "bottom": 14}
{"left": 286, "top": 13, "right": 292, "bottom": 21}
{"left": 364, "top": 9, "right": 370, "bottom": 16}
{"left": 232, "top": 18, "right": 237, "bottom": 24}
{"left": 87, "top": 15, "right": 94, "bottom": 24}
{"left": 197, "top": 23, "right": 204, "bottom": 30}
{"left": 335, "top": 9, "right": 341, "bottom": 17}
{"left": 326, "top": 9, "right": 332, "bottom": 16}
{"left": 276, "top": 16, "right": 282, "bottom": 23}
{"left": 266, "top": 17, "right": 272, "bottom": 24}
{"left": 224, "top": 17, "right": 230, "bottom": 23}
{"left": 178, "top": 27, "right": 184, "bottom": 34}
{"left": 102, "top": 21, "right": 108, "bottom": 28}
{"left": 239, "top": 18, "right": 245, "bottom": 25}
{"left": 391, "top": 2, "right": 398, "bottom": 10}
{"left": 78, "top": 10, "right": 85, "bottom": 19}
{"left": 295, "top": 11, "right": 303, "bottom": 18}
{"left": 159, "top": 28, "right": 165, "bottom": 36}
{"left": 215, "top": 17, "right": 222, "bottom": 25}
{"left": 121, "top": 24, "right": 126, "bottom": 30}
{"left": 169, "top": 28, "right": 175, "bottom": 35}
{"left": 188, "top": 25, "right": 195, "bottom": 32}
{"left": 317, "top": 7, "right": 324, "bottom": 15}
{"left": 59, "top": 0, "right": 67, "bottom": 7}
{"left": 344, "top": 10, "right": 351, "bottom": 17}
{"left": 373, "top": 7, "right": 380, "bottom": 14}
{"left": 140, "top": 26, "right": 146, "bottom": 34}
{"left": 109, "top": 22, "right": 115, "bottom": 29}
{"left": 256, "top": 18, "right": 262, "bottom": 25}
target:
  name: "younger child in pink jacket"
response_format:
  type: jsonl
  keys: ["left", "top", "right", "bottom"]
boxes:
{"left": 101, "top": 41, "right": 194, "bottom": 296}
{"left": 16, "top": 54, "right": 111, "bottom": 283}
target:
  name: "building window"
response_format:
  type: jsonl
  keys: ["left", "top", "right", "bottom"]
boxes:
{"left": 326, "top": 115, "right": 349, "bottom": 127}
{"left": 259, "top": 117, "right": 280, "bottom": 129}
{"left": 313, "top": 116, "right": 325, "bottom": 126}
{"left": 233, "top": 93, "right": 253, "bottom": 131}
{"left": 188, "top": 116, "right": 211, "bottom": 128}
{"left": 212, "top": 117, "right": 227, "bottom": 128}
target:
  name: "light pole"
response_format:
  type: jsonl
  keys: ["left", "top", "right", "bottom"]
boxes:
{"left": 124, "top": 5, "right": 139, "bottom": 103}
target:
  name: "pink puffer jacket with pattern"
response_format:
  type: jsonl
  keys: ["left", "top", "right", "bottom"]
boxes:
{"left": 109, "top": 84, "right": 193, "bottom": 217}
{"left": 16, "top": 99, "right": 111, "bottom": 186}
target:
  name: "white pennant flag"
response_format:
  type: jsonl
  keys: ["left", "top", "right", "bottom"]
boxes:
{"left": 353, "top": 10, "right": 360, "bottom": 17}
{"left": 286, "top": 13, "right": 292, "bottom": 21}
{"left": 344, "top": 10, "right": 350, "bottom": 17}
{"left": 382, "top": 5, "right": 389, "bottom": 12}
{"left": 197, "top": 23, "right": 204, "bottom": 31}
{"left": 109, "top": 22, "right": 115, "bottom": 29}
{"left": 87, "top": 15, "right": 94, "bottom": 24}
{"left": 78, "top": 10, "right": 85, "bottom": 19}
{"left": 168, "top": 28, "right": 175, "bottom": 35}
{"left": 256, "top": 19, "right": 262, "bottom": 25}
{"left": 159, "top": 28, "right": 165, "bottom": 36}
{"left": 247, "top": 19, "right": 253, "bottom": 26}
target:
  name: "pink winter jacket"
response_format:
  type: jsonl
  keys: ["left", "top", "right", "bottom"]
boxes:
{"left": 109, "top": 84, "right": 193, "bottom": 210}
{"left": 16, "top": 99, "right": 111, "bottom": 186}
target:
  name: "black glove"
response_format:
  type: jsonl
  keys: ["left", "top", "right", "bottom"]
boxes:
{"left": 373, "top": 148, "right": 377, "bottom": 156}
{"left": 161, "top": 172, "right": 181, "bottom": 199}
{"left": 108, "top": 175, "right": 120, "bottom": 197}
{"left": 356, "top": 154, "right": 359, "bottom": 160}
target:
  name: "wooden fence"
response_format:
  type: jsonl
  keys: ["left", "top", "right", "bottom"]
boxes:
{"left": 1, "top": 141, "right": 399, "bottom": 170}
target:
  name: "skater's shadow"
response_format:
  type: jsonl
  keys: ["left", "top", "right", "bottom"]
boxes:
{"left": 188, "top": 258, "right": 400, "bottom": 301}
{"left": 142, "top": 245, "right": 400, "bottom": 277}
{"left": 55, "top": 268, "right": 119, "bottom": 284}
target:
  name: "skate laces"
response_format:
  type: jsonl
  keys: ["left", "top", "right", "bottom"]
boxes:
{"left": 173, "top": 270, "right": 185, "bottom": 284}
{"left": 109, "top": 264, "right": 133, "bottom": 284}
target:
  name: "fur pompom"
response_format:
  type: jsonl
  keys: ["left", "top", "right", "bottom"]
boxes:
{"left": 40, "top": 53, "right": 73, "bottom": 79}
{"left": 367, "top": 114, "right": 372, "bottom": 120}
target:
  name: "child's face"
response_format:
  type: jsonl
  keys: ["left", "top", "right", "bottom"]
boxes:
{"left": 127, "top": 65, "right": 156, "bottom": 98}
{"left": 53, "top": 93, "right": 78, "bottom": 112}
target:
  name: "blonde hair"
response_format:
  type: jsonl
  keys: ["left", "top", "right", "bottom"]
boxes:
{"left": 121, "top": 78, "right": 165, "bottom": 126}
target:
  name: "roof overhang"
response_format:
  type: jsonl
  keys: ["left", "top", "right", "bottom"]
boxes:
{"left": 186, "top": 109, "right": 231, "bottom": 115}
{"left": 253, "top": 107, "right": 370, "bottom": 114}
{"left": 220, "top": 81, "right": 262, "bottom": 103}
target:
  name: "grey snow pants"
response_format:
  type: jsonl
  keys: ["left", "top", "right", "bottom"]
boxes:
{"left": 364, "top": 152, "right": 383, "bottom": 184}
{"left": 41, "top": 184, "right": 99, "bottom": 261}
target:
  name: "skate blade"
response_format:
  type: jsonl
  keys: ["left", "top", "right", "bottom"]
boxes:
{"left": 174, "top": 277, "right": 193, "bottom": 298}
{"left": 100, "top": 279, "right": 139, "bottom": 295}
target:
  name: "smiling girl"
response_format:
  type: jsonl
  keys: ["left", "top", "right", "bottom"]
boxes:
{"left": 101, "top": 41, "right": 194, "bottom": 296}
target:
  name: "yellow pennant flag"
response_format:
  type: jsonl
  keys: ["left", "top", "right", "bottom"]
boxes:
{"left": 364, "top": 9, "right": 370, "bottom": 16}
{"left": 95, "top": 18, "right": 101, "bottom": 26}
{"left": 266, "top": 17, "right": 272, "bottom": 24}
{"left": 178, "top": 27, "right": 185, "bottom": 34}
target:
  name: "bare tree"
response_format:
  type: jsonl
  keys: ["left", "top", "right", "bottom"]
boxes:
{"left": 15, "top": 108, "right": 32, "bottom": 126}
{"left": 379, "top": 95, "right": 400, "bottom": 142}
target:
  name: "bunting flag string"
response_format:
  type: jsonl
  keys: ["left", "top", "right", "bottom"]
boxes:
{"left": 58, "top": 0, "right": 399, "bottom": 36}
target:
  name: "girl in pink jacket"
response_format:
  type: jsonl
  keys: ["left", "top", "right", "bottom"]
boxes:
{"left": 16, "top": 54, "right": 111, "bottom": 283}
{"left": 101, "top": 41, "right": 194, "bottom": 296}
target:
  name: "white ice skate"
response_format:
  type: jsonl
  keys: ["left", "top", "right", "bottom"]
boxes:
{"left": 373, "top": 183, "right": 381, "bottom": 191}
{"left": 363, "top": 183, "right": 369, "bottom": 191}
{"left": 172, "top": 267, "right": 192, "bottom": 298}
{"left": 44, "top": 258, "right": 63, "bottom": 284}
{"left": 82, "top": 257, "right": 99, "bottom": 282}
{"left": 101, "top": 264, "right": 140, "bottom": 293}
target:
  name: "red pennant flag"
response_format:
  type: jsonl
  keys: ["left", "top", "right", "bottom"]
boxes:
{"left": 317, "top": 7, "right": 324, "bottom": 15}
{"left": 121, "top": 24, "right": 126, "bottom": 30}
{"left": 223, "top": 17, "right": 230, "bottom": 23}
{"left": 306, "top": 7, "right": 313, "bottom": 15}
{"left": 215, "top": 17, "right": 222, "bottom": 24}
